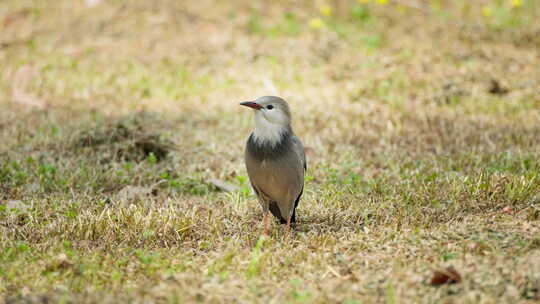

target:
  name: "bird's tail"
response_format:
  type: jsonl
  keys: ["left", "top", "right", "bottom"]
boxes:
{"left": 269, "top": 188, "right": 302, "bottom": 225}
{"left": 269, "top": 202, "right": 288, "bottom": 224}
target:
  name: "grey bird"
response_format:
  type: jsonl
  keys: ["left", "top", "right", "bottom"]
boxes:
{"left": 240, "top": 96, "right": 306, "bottom": 235}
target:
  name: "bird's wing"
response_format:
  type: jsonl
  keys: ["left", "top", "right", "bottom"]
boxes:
{"left": 245, "top": 147, "right": 304, "bottom": 219}
{"left": 291, "top": 134, "right": 306, "bottom": 171}
{"left": 246, "top": 154, "right": 303, "bottom": 202}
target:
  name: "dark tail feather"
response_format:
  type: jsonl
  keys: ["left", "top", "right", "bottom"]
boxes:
{"left": 269, "top": 202, "right": 287, "bottom": 224}
{"left": 268, "top": 187, "right": 304, "bottom": 225}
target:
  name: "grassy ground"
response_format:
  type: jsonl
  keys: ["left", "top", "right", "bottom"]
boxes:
{"left": 1, "top": 0, "right": 540, "bottom": 303}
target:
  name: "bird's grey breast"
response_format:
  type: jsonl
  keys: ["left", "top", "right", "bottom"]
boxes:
{"left": 245, "top": 131, "right": 304, "bottom": 202}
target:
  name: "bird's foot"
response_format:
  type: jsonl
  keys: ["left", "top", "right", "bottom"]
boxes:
{"left": 263, "top": 211, "right": 269, "bottom": 236}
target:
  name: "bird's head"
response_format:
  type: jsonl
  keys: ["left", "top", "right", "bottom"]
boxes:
{"left": 240, "top": 96, "right": 291, "bottom": 127}
{"left": 240, "top": 96, "right": 292, "bottom": 145}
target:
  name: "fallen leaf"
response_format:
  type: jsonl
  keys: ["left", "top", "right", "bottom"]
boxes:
{"left": 502, "top": 206, "right": 515, "bottom": 215}
{"left": 11, "top": 65, "right": 47, "bottom": 109}
{"left": 85, "top": 0, "right": 102, "bottom": 7}
{"left": 46, "top": 253, "right": 73, "bottom": 271}
{"left": 207, "top": 178, "right": 239, "bottom": 192}
{"left": 487, "top": 79, "right": 509, "bottom": 95}
{"left": 5, "top": 200, "right": 30, "bottom": 212}
{"left": 430, "top": 266, "right": 461, "bottom": 286}
{"left": 466, "top": 241, "right": 490, "bottom": 255}
{"left": 304, "top": 146, "right": 316, "bottom": 156}
{"left": 116, "top": 186, "right": 153, "bottom": 202}
{"left": 3, "top": 8, "right": 31, "bottom": 27}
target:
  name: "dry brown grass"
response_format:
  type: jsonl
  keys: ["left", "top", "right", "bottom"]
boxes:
{"left": 1, "top": 0, "right": 540, "bottom": 303}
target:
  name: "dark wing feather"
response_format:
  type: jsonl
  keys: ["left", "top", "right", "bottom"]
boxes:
{"left": 289, "top": 134, "right": 306, "bottom": 224}
{"left": 290, "top": 186, "right": 303, "bottom": 223}
{"left": 291, "top": 134, "right": 307, "bottom": 171}
{"left": 269, "top": 202, "right": 287, "bottom": 224}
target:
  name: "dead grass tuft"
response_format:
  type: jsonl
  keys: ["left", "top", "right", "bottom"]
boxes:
{"left": 72, "top": 112, "right": 174, "bottom": 163}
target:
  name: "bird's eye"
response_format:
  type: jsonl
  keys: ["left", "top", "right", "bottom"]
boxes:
{"left": 266, "top": 105, "right": 274, "bottom": 110}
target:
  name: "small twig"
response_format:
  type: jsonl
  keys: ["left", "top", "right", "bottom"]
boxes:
{"left": 327, "top": 266, "right": 343, "bottom": 278}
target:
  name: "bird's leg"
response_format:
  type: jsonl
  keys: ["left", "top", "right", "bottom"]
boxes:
{"left": 263, "top": 211, "right": 269, "bottom": 236}
{"left": 284, "top": 217, "right": 292, "bottom": 240}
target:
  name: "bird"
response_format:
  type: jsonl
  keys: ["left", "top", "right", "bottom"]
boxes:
{"left": 240, "top": 96, "right": 306, "bottom": 236}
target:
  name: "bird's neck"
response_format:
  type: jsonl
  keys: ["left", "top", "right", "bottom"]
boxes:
{"left": 252, "top": 115, "right": 291, "bottom": 147}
